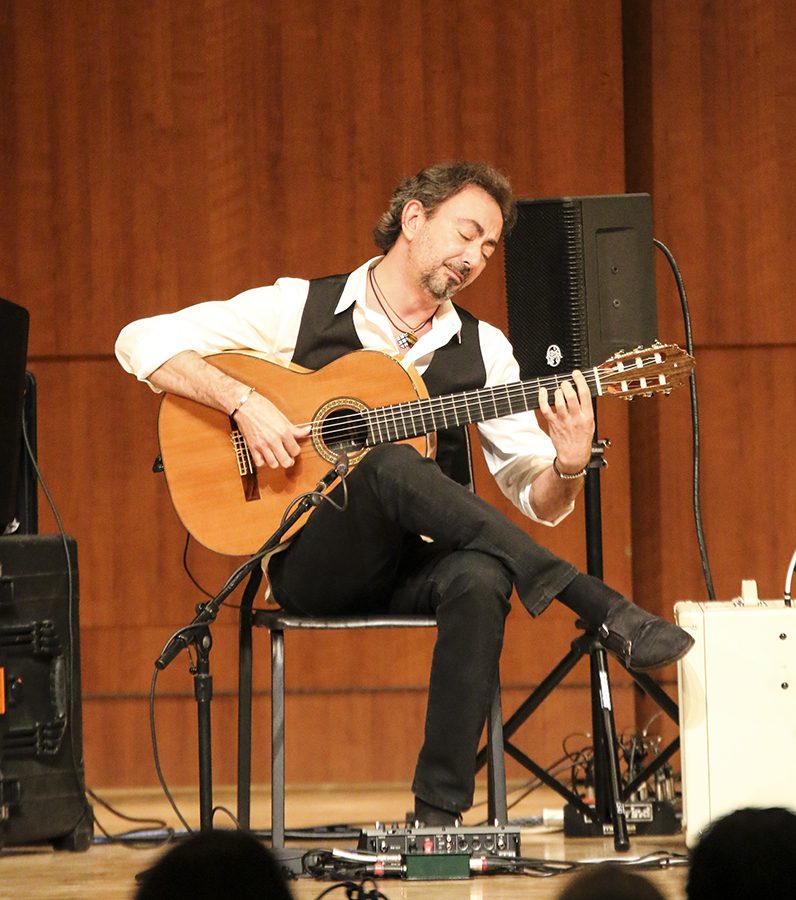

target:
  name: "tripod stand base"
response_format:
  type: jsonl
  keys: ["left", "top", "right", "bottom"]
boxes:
{"left": 270, "top": 845, "right": 310, "bottom": 877}
{"left": 563, "top": 799, "right": 680, "bottom": 838}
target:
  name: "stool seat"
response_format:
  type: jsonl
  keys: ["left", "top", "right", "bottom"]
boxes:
{"left": 252, "top": 609, "right": 437, "bottom": 630}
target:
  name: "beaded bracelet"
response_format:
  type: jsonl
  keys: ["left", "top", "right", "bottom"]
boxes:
{"left": 231, "top": 386, "right": 256, "bottom": 418}
{"left": 552, "top": 457, "right": 588, "bottom": 480}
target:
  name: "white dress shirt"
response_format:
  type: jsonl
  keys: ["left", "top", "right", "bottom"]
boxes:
{"left": 115, "top": 258, "right": 572, "bottom": 525}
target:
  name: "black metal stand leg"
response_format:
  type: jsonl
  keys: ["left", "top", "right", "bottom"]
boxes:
{"left": 237, "top": 567, "right": 264, "bottom": 831}
{"left": 486, "top": 683, "right": 508, "bottom": 824}
{"left": 591, "top": 643, "right": 630, "bottom": 851}
{"left": 193, "top": 626, "right": 214, "bottom": 831}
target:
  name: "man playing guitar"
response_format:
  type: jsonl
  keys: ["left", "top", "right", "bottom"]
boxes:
{"left": 116, "top": 161, "right": 693, "bottom": 827}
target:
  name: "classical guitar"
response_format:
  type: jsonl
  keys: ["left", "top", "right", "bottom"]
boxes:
{"left": 157, "top": 343, "right": 694, "bottom": 555}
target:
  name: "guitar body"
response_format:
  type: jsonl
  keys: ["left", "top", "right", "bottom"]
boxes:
{"left": 157, "top": 351, "right": 432, "bottom": 555}
{"left": 156, "top": 341, "right": 693, "bottom": 556}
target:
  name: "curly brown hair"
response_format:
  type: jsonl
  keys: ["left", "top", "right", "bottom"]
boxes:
{"left": 373, "top": 161, "right": 517, "bottom": 253}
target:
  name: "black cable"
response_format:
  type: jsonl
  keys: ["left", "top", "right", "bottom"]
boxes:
{"left": 182, "top": 532, "right": 214, "bottom": 599}
{"left": 148, "top": 666, "right": 193, "bottom": 834}
{"left": 86, "top": 787, "right": 175, "bottom": 848}
{"left": 20, "top": 409, "right": 94, "bottom": 834}
{"left": 311, "top": 878, "right": 389, "bottom": 899}
{"left": 654, "top": 237, "right": 716, "bottom": 600}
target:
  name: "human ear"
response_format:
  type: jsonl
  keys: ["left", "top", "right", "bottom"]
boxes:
{"left": 401, "top": 198, "right": 427, "bottom": 241}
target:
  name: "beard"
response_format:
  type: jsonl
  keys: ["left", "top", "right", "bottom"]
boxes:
{"left": 419, "top": 261, "right": 470, "bottom": 302}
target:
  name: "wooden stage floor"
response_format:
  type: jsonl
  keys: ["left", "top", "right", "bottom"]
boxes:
{"left": 0, "top": 784, "right": 690, "bottom": 899}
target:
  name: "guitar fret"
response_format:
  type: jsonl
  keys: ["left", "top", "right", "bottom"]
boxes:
{"left": 445, "top": 394, "right": 460, "bottom": 427}
{"left": 373, "top": 408, "right": 387, "bottom": 445}
{"left": 476, "top": 390, "right": 486, "bottom": 421}
{"left": 397, "top": 402, "right": 412, "bottom": 439}
{"left": 415, "top": 401, "right": 428, "bottom": 435}
{"left": 389, "top": 402, "right": 399, "bottom": 441}
{"left": 436, "top": 395, "right": 448, "bottom": 429}
{"left": 501, "top": 383, "right": 513, "bottom": 417}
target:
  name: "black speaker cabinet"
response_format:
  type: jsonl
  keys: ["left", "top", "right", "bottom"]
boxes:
{"left": 0, "top": 535, "right": 93, "bottom": 850}
{"left": 504, "top": 194, "right": 658, "bottom": 379}
{"left": 0, "top": 297, "right": 30, "bottom": 532}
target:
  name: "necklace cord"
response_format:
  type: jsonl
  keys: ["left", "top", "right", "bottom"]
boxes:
{"left": 368, "top": 266, "right": 435, "bottom": 340}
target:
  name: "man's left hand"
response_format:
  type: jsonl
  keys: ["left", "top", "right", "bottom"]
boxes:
{"left": 537, "top": 370, "right": 594, "bottom": 473}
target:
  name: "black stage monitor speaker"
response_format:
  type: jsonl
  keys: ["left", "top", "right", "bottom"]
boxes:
{"left": 504, "top": 194, "right": 658, "bottom": 379}
{"left": 0, "top": 535, "right": 93, "bottom": 850}
{"left": 0, "top": 298, "right": 30, "bottom": 533}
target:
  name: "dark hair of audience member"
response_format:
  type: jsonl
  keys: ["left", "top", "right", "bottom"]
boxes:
{"left": 687, "top": 807, "right": 796, "bottom": 899}
{"left": 557, "top": 862, "right": 665, "bottom": 900}
{"left": 134, "top": 829, "right": 293, "bottom": 900}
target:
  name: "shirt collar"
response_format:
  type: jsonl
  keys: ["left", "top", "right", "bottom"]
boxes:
{"left": 335, "top": 257, "right": 463, "bottom": 344}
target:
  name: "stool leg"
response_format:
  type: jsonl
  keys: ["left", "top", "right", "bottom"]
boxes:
{"left": 271, "top": 628, "right": 286, "bottom": 849}
{"left": 487, "top": 681, "right": 508, "bottom": 824}
{"left": 237, "top": 603, "right": 253, "bottom": 830}
{"left": 236, "top": 567, "right": 261, "bottom": 831}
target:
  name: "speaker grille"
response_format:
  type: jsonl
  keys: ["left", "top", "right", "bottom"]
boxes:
{"left": 504, "top": 200, "right": 589, "bottom": 379}
{"left": 504, "top": 194, "right": 657, "bottom": 379}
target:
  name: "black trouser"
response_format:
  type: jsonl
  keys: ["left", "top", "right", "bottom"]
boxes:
{"left": 267, "top": 443, "right": 577, "bottom": 812}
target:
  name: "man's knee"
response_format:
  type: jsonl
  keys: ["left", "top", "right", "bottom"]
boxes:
{"left": 357, "top": 442, "right": 427, "bottom": 476}
{"left": 432, "top": 552, "right": 512, "bottom": 622}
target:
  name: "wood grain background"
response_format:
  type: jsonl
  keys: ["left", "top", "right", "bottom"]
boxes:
{"left": 1, "top": 0, "right": 793, "bottom": 799}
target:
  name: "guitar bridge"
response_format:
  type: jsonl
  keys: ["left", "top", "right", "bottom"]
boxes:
{"left": 230, "top": 424, "right": 260, "bottom": 502}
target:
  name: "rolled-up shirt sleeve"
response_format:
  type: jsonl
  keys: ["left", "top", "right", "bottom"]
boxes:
{"left": 114, "top": 277, "right": 310, "bottom": 390}
{"left": 475, "top": 322, "right": 574, "bottom": 526}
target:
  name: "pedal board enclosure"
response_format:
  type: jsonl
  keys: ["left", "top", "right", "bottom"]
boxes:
{"left": 358, "top": 823, "right": 521, "bottom": 858}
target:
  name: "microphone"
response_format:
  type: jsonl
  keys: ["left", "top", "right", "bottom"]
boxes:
{"left": 333, "top": 451, "right": 350, "bottom": 476}
{"left": 310, "top": 451, "right": 350, "bottom": 504}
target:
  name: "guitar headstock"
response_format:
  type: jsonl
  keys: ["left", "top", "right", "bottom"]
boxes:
{"left": 597, "top": 342, "right": 695, "bottom": 399}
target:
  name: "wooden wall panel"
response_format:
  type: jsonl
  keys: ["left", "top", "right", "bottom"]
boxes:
{"left": 646, "top": 0, "right": 795, "bottom": 345}
{"left": 81, "top": 669, "right": 643, "bottom": 791}
{"left": 625, "top": 0, "right": 796, "bottom": 632}
{"left": 3, "top": 0, "right": 641, "bottom": 790}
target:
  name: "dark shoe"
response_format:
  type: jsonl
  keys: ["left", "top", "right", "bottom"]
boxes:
{"left": 599, "top": 599, "right": 694, "bottom": 671}
{"left": 413, "top": 797, "right": 459, "bottom": 828}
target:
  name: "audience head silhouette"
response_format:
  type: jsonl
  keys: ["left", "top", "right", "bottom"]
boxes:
{"left": 557, "top": 862, "right": 665, "bottom": 899}
{"left": 687, "top": 806, "right": 796, "bottom": 899}
{"left": 135, "top": 829, "right": 293, "bottom": 899}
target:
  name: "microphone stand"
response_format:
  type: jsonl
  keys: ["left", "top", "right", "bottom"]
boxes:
{"left": 154, "top": 460, "right": 346, "bottom": 832}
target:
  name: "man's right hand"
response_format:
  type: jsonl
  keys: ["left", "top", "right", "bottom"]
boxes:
{"left": 148, "top": 349, "right": 310, "bottom": 470}
{"left": 232, "top": 393, "right": 311, "bottom": 469}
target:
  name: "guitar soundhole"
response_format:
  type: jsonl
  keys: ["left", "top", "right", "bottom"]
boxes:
{"left": 319, "top": 406, "right": 368, "bottom": 455}
{"left": 312, "top": 399, "right": 370, "bottom": 465}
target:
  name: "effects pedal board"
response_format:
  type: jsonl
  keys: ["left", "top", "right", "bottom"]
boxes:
{"left": 564, "top": 799, "right": 680, "bottom": 837}
{"left": 357, "top": 822, "right": 521, "bottom": 858}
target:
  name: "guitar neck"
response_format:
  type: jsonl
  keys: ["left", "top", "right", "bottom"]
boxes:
{"left": 365, "top": 368, "right": 602, "bottom": 446}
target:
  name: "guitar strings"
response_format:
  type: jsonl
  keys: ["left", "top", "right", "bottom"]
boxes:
{"left": 286, "top": 356, "right": 679, "bottom": 451}
{"left": 290, "top": 369, "right": 604, "bottom": 437}
{"left": 234, "top": 349, "right": 685, "bottom": 461}
{"left": 289, "top": 356, "right": 666, "bottom": 437}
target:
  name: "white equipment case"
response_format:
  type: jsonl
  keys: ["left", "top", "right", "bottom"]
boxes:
{"left": 676, "top": 590, "right": 796, "bottom": 847}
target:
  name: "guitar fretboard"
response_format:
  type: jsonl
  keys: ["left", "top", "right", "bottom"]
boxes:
{"left": 365, "top": 368, "right": 603, "bottom": 445}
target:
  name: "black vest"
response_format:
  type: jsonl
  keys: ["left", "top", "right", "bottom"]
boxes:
{"left": 291, "top": 273, "right": 487, "bottom": 486}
